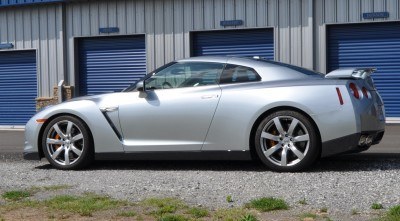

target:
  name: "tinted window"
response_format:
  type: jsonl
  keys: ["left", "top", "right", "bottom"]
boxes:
{"left": 257, "top": 59, "right": 323, "bottom": 76}
{"left": 145, "top": 62, "right": 224, "bottom": 90}
{"left": 220, "top": 64, "right": 261, "bottom": 84}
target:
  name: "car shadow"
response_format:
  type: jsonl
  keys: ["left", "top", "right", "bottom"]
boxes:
{"left": 34, "top": 152, "right": 400, "bottom": 172}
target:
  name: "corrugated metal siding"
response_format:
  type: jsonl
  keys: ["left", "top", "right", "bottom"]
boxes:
{"left": 78, "top": 36, "right": 146, "bottom": 96}
{"left": 327, "top": 22, "right": 400, "bottom": 117}
{"left": 65, "top": 0, "right": 313, "bottom": 81}
{"left": 0, "top": 50, "right": 37, "bottom": 125}
{"left": 315, "top": 0, "right": 400, "bottom": 73}
{"left": 0, "top": 0, "right": 63, "bottom": 7}
{"left": 192, "top": 29, "right": 274, "bottom": 59}
{"left": 0, "top": 4, "right": 65, "bottom": 98}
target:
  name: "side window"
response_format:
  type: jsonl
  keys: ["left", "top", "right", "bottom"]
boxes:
{"left": 220, "top": 64, "right": 261, "bottom": 84}
{"left": 145, "top": 62, "right": 224, "bottom": 90}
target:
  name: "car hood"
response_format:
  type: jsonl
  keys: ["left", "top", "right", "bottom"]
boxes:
{"left": 64, "top": 92, "right": 123, "bottom": 104}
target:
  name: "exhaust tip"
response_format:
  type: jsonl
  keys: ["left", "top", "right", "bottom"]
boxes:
{"left": 358, "top": 135, "right": 367, "bottom": 146}
{"left": 366, "top": 135, "right": 373, "bottom": 146}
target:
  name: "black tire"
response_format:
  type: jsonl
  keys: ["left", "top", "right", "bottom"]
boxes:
{"left": 42, "top": 115, "right": 94, "bottom": 170}
{"left": 255, "top": 110, "right": 319, "bottom": 172}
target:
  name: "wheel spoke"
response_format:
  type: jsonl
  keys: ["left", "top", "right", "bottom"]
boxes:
{"left": 263, "top": 144, "right": 281, "bottom": 157}
{"left": 66, "top": 121, "right": 73, "bottom": 136}
{"left": 64, "top": 148, "right": 70, "bottom": 165}
{"left": 294, "top": 134, "right": 310, "bottom": 142}
{"left": 71, "top": 145, "right": 82, "bottom": 156}
{"left": 71, "top": 133, "right": 83, "bottom": 142}
{"left": 51, "top": 146, "right": 65, "bottom": 160}
{"left": 261, "top": 132, "right": 280, "bottom": 141}
{"left": 47, "top": 138, "right": 63, "bottom": 145}
{"left": 273, "top": 117, "right": 285, "bottom": 135}
{"left": 287, "top": 119, "right": 299, "bottom": 136}
{"left": 53, "top": 124, "right": 66, "bottom": 139}
{"left": 289, "top": 144, "right": 304, "bottom": 160}
{"left": 281, "top": 148, "right": 288, "bottom": 166}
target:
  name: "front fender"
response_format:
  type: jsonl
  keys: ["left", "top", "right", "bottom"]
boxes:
{"left": 25, "top": 100, "right": 123, "bottom": 155}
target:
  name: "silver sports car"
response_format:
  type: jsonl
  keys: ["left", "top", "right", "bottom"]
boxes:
{"left": 24, "top": 56, "right": 385, "bottom": 172}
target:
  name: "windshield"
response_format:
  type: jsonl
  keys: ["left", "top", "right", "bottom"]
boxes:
{"left": 122, "top": 62, "right": 177, "bottom": 92}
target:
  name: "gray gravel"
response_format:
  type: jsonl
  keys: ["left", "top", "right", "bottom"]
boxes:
{"left": 0, "top": 154, "right": 400, "bottom": 216}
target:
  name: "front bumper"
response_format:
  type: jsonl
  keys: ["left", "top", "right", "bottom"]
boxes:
{"left": 23, "top": 150, "right": 41, "bottom": 160}
{"left": 23, "top": 116, "right": 44, "bottom": 161}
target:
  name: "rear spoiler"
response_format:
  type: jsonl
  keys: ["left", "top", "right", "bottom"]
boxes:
{"left": 325, "top": 68, "right": 377, "bottom": 79}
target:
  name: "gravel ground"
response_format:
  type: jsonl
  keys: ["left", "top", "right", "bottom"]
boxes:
{"left": 0, "top": 154, "right": 399, "bottom": 218}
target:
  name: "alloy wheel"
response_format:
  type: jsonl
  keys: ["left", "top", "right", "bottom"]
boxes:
{"left": 259, "top": 116, "right": 310, "bottom": 167}
{"left": 45, "top": 120, "right": 85, "bottom": 166}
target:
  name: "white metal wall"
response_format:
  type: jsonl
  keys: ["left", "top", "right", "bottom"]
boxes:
{"left": 65, "top": 0, "right": 314, "bottom": 87}
{"left": 0, "top": 4, "right": 65, "bottom": 97}
{"left": 314, "top": 0, "right": 400, "bottom": 73}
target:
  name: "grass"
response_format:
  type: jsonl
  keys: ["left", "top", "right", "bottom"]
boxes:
{"left": 351, "top": 209, "right": 359, "bottom": 215}
{"left": 187, "top": 207, "right": 209, "bottom": 218}
{"left": 245, "top": 197, "right": 288, "bottom": 212}
{"left": 42, "top": 185, "right": 72, "bottom": 191}
{"left": 240, "top": 214, "right": 258, "bottom": 221}
{"left": 142, "top": 197, "right": 187, "bottom": 217}
{"left": 159, "top": 214, "right": 188, "bottom": 221}
{"left": 372, "top": 203, "right": 384, "bottom": 210}
{"left": 1, "top": 185, "right": 72, "bottom": 202}
{"left": 117, "top": 211, "right": 137, "bottom": 217}
{"left": 300, "top": 212, "right": 317, "bottom": 220}
{"left": 213, "top": 208, "right": 252, "bottom": 221}
{"left": 2, "top": 190, "right": 32, "bottom": 201}
{"left": 320, "top": 207, "right": 328, "bottom": 213}
{"left": 226, "top": 195, "right": 234, "bottom": 203}
{"left": 298, "top": 198, "right": 307, "bottom": 205}
{"left": 379, "top": 205, "right": 400, "bottom": 221}
{"left": 43, "top": 193, "right": 127, "bottom": 216}
{"left": 389, "top": 206, "right": 400, "bottom": 216}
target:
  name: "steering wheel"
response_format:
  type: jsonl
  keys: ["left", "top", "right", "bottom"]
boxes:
{"left": 162, "top": 82, "right": 173, "bottom": 89}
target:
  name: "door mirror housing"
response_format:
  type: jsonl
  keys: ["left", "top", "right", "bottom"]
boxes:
{"left": 136, "top": 81, "right": 145, "bottom": 92}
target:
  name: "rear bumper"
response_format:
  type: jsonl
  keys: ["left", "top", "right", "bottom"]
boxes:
{"left": 321, "top": 130, "right": 384, "bottom": 157}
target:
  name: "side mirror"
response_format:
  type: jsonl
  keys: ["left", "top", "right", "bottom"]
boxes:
{"left": 136, "top": 81, "right": 145, "bottom": 92}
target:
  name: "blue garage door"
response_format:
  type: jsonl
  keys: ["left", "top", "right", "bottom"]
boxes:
{"left": 328, "top": 22, "right": 400, "bottom": 118}
{"left": 0, "top": 51, "right": 37, "bottom": 125}
{"left": 78, "top": 35, "right": 146, "bottom": 96}
{"left": 192, "top": 28, "right": 274, "bottom": 59}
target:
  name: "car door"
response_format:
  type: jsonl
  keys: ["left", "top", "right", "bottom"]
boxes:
{"left": 119, "top": 62, "right": 225, "bottom": 152}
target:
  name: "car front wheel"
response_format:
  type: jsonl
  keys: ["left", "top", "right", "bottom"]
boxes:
{"left": 42, "top": 116, "right": 94, "bottom": 170}
{"left": 255, "top": 110, "right": 319, "bottom": 172}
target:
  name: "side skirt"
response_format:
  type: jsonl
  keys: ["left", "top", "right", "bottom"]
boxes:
{"left": 95, "top": 151, "right": 252, "bottom": 161}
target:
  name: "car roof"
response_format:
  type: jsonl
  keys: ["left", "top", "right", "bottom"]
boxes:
{"left": 176, "top": 56, "right": 282, "bottom": 68}
{"left": 176, "top": 56, "right": 323, "bottom": 80}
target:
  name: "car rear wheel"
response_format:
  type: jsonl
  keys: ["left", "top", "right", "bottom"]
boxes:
{"left": 255, "top": 110, "right": 319, "bottom": 172}
{"left": 42, "top": 116, "right": 94, "bottom": 170}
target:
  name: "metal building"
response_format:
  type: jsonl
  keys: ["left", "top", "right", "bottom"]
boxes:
{"left": 0, "top": 0, "right": 399, "bottom": 126}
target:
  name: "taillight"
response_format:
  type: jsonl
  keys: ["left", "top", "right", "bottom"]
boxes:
{"left": 336, "top": 87, "right": 344, "bottom": 105}
{"left": 349, "top": 83, "right": 360, "bottom": 99}
{"left": 362, "top": 87, "right": 369, "bottom": 99}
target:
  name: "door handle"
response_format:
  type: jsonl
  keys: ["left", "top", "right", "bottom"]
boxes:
{"left": 201, "top": 95, "right": 219, "bottom": 99}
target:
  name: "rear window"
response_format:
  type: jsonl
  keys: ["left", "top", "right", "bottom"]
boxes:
{"left": 257, "top": 59, "right": 324, "bottom": 76}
